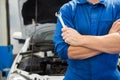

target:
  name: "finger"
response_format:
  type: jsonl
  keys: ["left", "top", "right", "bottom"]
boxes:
{"left": 114, "top": 19, "right": 120, "bottom": 24}
{"left": 113, "top": 19, "right": 120, "bottom": 28}
{"left": 62, "top": 32, "right": 70, "bottom": 40}
{"left": 63, "top": 34, "right": 71, "bottom": 40}
{"left": 113, "top": 21, "right": 120, "bottom": 27}
{"left": 112, "top": 19, "right": 120, "bottom": 26}
{"left": 64, "top": 38, "right": 71, "bottom": 44}
{"left": 62, "top": 27, "right": 70, "bottom": 32}
{"left": 61, "top": 30, "right": 68, "bottom": 37}
{"left": 110, "top": 21, "right": 120, "bottom": 31}
{"left": 64, "top": 25, "right": 68, "bottom": 28}
{"left": 116, "top": 22, "right": 120, "bottom": 31}
{"left": 62, "top": 34, "right": 68, "bottom": 40}
{"left": 112, "top": 21, "right": 118, "bottom": 29}
{"left": 109, "top": 22, "right": 120, "bottom": 33}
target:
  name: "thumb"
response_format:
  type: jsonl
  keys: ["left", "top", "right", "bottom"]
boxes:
{"left": 63, "top": 25, "right": 68, "bottom": 28}
{"left": 62, "top": 26, "right": 69, "bottom": 32}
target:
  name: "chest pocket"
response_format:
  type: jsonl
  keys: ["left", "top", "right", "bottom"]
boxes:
{"left": 98, "top": 11, "right": 114, "bottom": 35}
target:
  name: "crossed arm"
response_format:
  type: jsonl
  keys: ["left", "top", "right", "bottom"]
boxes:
{"left": 62, "top": 19, "right": 120, "bottom": 60}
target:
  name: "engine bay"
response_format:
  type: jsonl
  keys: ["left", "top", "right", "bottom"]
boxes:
{"left": 18, "top": 40, "right": 68, "bottom": 76}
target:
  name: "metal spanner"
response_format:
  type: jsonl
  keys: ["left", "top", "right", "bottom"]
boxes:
{"left": 55, "top": 12, "right": 66, "bottom": 28}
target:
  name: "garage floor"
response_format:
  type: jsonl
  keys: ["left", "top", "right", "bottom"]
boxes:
{"left": 0, "top": 72, "right": 6, "bottom": 80}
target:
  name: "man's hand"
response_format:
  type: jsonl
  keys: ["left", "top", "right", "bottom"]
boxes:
{"left": 61, "top": 27, "right": 101, "bottom": 59}
{"left": 109, "top": 19, "right": 120, "bottom": 34}
{"left": 61, "top": 19, "right": 120, "bottom": 60}
{"left": 62, "top": 27, "right": 83, "bottom": 46}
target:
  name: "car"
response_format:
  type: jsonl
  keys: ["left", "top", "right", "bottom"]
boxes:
{"left": 7, "top": 0, "right": 69, "bottom": 80}
{"left": 8, "top": 0, "right": 120, "bottom": 80}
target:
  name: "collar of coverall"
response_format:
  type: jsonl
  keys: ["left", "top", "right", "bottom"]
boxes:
{"left": 74, "top": 0, "right": 107, "bottom": 7}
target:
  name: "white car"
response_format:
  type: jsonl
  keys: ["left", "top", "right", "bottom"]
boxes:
{"left": 8, "top": 0, "right": 120, "bottom": 80}
{"left": 8, "top": 0, "right": 69, "bottom": 80}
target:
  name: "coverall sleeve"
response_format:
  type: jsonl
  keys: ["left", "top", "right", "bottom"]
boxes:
{"left": 53, "top": 3, "right": 75, "bottom": 60}
{"left": 115, "top": 1, "right": 120, "bottom": 20}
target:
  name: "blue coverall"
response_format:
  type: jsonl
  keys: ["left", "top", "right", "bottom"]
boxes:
{"left": 53, "top": 0, "right": 120, "bottom": 80}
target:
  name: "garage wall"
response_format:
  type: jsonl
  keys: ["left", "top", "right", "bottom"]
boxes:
{"left": 0, "top": 0, "right": 8, "bottom": 46}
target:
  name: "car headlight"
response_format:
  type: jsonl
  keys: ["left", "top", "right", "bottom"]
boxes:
{"left": 8, "top": 73, "right": 27, "bottom": 80}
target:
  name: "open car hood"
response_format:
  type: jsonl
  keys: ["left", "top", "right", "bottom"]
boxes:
{"left": 21, "top": 0, "right": 69, "bottom": 25}
{"left": 18, "top": 0, "right": 69, "bottom": 39}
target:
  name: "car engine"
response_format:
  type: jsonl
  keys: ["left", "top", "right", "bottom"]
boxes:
{"left": 18, "top": 40, "right": 68, "bottom": 76}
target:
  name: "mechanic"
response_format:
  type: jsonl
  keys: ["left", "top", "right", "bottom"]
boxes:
{"left": 53, "top": 0, "right": 120, "bottom": 80}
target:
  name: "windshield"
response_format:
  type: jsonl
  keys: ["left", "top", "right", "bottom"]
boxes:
{"left": 32, "top": 30, "right": 55, "bottom": 43}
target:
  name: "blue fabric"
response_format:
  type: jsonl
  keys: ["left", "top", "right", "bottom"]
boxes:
{"left": 0, "top": 45, "right": 13, "bottom": 76}
{"left": 53, "top": 0, "right": 120, "bottom": 80}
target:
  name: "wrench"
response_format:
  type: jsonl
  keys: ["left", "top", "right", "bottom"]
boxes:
{"left": 55, "top": 12, "right": 66, "bottom": 28}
